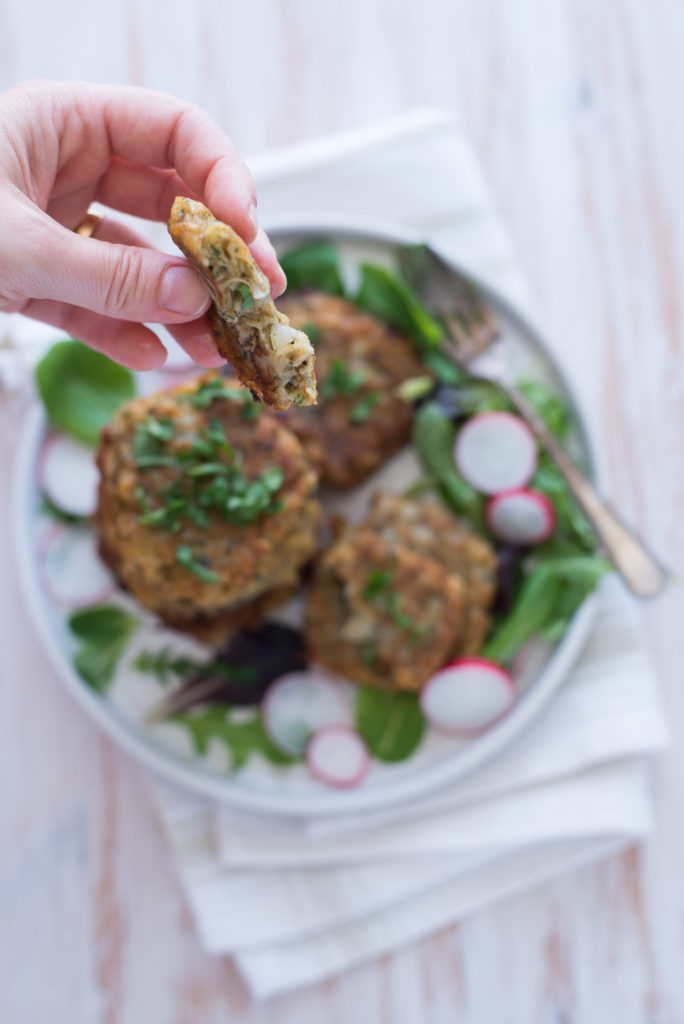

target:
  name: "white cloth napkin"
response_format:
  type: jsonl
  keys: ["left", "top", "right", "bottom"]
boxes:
{"left": 145, "top": 110, "right": 668, "bottom": 999}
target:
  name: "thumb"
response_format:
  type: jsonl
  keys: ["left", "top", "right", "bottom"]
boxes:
{"left": 12, "top": 206, "right": 211, "bottom": 324}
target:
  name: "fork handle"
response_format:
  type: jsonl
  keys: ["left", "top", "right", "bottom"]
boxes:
{"left": 499, "top": 383, "right": 667, "bottom": 598}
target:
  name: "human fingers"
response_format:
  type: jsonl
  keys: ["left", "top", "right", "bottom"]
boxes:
{"left": 79, "top": 83, "right": 258, "bottom": 243}
{"left": 96, "top": 159, "right": 286, "bottom": 293}
{"left": 94, "top": 158, "right": 201, "bottom": 222}
{"left": 1, "top": 196, "right": 211, "bottom": 324}
{"left": 21, "top": 298, "right": 167, "bottom": 370}
{"left": 85, "top": 214, "right": 226, "bottom": 368}
{"left": 249, "top": 227, "right": 287, "bottom": 297}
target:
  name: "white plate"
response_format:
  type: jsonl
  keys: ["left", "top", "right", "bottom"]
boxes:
{"left": 12, "top": 215, "right": 598, "bottom": 818}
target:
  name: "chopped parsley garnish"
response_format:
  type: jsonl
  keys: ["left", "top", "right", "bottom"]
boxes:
{"left": 362, "top": 568, "right": 392, "bottom": 601}
{"left": 236, "top": 282, "right": 254, "bottom": 311}
{"left": 362, "top": 567, "right": 428, "bottom": 645}
{"left": 181, "top": 377, "right": 263, "bottom": 420}
{"left": 300, "top": 322, "right": 322, "bottom": 346}
{"left": 349, "top": 391, "right": 381, "bottom": 425}
{"left": 176, "top": 545, "right": 219, "bottom": 583}
{"left": 322, "top": 359, "right": 365, "bottom": 400}
{"left": 133, "top": 401, "right": 284, "bottom": 583}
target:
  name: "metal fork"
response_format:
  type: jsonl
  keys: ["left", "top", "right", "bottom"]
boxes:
{"left": 401, "top": 246, "right": 667, "bottom": 598}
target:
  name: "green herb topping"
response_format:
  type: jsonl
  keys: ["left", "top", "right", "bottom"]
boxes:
{"left": 321, "top": 359, "right": 365, "bottom": 400}
{"left": 181, "top": 377, "right": 262, "bottom": 420}
{"left": 236, "top": 282, "right": 254, "bottom": 311}
{"left": 133, "top": 399, "right": 284, "bottom": 583}
{"left": 176, "top": 545, "right": 220, "bottom": 584}
{"left": 349, "top": 391, "right": 381, "bottom": 424}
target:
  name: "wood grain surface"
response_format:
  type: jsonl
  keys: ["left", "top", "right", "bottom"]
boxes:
{"left": 1, "top": 1, "right": 683, "bottom": 1020}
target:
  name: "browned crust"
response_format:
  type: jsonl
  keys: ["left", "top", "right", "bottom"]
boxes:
{"left": 305, "top": 527, "right": 465, "bottom": 692}
{"left": 94, "top": 374, "right": 321, "bottom": 645}
{"left": 168, "top": 197, "right": 317, "bottom": 411}
{"left": 277, "top": 291, "right": 427, "bottom": 487}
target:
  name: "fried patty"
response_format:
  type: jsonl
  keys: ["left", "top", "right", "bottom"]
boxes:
{"left": 168, "top": 197, "right": 316, "bottom": 411}
{"left": 305, "top": 526, "right": 465, "bottom": 692}
{"left": 277, "top": 291, "right": 427, "bottom": 487}
{"left": 95, "top": 375, "right": 321, "bottom": 643}
{"left": 365, "top": 492, "right": 497, "bottom": 657}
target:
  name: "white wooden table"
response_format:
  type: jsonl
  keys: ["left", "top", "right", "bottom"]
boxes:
{"left": 2, "top": 2, "right": 684, "bottom": 1020}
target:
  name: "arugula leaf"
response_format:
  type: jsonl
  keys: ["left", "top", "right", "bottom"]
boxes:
{"left": 355, "top": 687, "right": 426, "bottom": 763}
{"left": 68, "top": 605, "right": 138, "bottom": 693}
{"left": 412, "top": 401, "right": 484, "bottom": 528}
{"left": 279, "top": 241, "right": 346, "bottom": 296}
{"left": 355, "top": 264, "right": 443, "bottom": 350}
{"left": 36, "top": 340, "right": 135, "bottom": 446}
{"left": 132, "top": 647, "right": 201, "bottom": 686}
{"left": 517, "top": 380, "right": 571, "bottom": 440}
{"left": 172, "top": 705, "right": 295, "bottom": 769}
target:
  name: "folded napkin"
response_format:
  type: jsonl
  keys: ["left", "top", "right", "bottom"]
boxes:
{"left": 147, "top": 110, "right": 668, "bottom": 999}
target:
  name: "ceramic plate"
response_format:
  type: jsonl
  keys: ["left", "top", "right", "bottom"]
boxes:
{"left": 13, "top": 215, "right": 598, "bottom": 817}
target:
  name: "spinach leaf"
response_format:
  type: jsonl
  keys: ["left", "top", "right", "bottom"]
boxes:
{"left": 279, "top": 241, "right": 346, "bottom": 296}
{"left": 355, "top": 264, "right": 443, "bottom": 350}
{"left": 483, "top": 554, "right": 610, "bottom": 665}
{"left": 68, "top": 604, "right": 138, "bottom": 693}
{"left": 172, "top": 705, "right": 295, "bottom": 769}
{"left": 355, "top": 687, "right": 426, "bottom": 762}
{"left": 412, "top": 401, "right": 484, "bottom": 527}
{"left": 36, "top": 339, "right": 135, "bottom": 446}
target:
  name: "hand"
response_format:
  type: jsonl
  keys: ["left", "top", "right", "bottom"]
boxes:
{"left": 0, "top": 80, "right": 286, "bottom": 370}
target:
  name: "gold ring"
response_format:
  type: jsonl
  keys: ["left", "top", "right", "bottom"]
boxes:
{"left": 74, "top": 211, "right": 104, "bottom": 238}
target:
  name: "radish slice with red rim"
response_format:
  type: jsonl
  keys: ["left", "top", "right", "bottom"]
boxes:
{"left": 420, "top": 658, "right": 515, "bottom": 735}
{"left": 262, "top": 670, "right": 349, "bottom": 757}
{"left": 486, "top": 488, "right": 555, "bottom": 546}
{"left": 454, "top": 412, "right": 537, "bottom": 495}
{"left": 41, "top": 526, "right": 115, "bottom": 608}
{"left": 306, "top": 724, "right": 370, "bottom": 789}
{"left": 39, "top": 433, "right": 99, "bottom": 518}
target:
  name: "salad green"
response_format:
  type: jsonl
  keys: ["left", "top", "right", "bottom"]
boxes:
{"left": 36, "top": 339, "right": 135, "bottom": 446}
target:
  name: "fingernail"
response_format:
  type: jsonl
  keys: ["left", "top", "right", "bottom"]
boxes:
{"left": 161, "top": 266, "right": 210, "bottom": 316}
{"left": 248, "top": 201, "right": 259, "bottom": 235}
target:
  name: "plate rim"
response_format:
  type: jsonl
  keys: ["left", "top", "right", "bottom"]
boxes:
{"left": 12, "top": 212, "right": 600, "bottom": 817}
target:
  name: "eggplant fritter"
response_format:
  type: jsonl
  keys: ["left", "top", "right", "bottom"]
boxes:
{"left": 277, "top": 291, "right": 427, "bottom": 487}
{"left": 168, "top": 197, "right": 316, "bottom": 411}
{"left": 95, "top": 374, "right": 321, "bottom": 644}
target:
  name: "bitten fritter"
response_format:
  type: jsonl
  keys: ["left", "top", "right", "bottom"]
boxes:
{"left": 365, "top": 492, "right": 497, "bottom": 657}
{"left": 277, "top": 291, "right": 428, "bottom": 487}
{"left": 168, "top": 197, "right": 316, "bottom": 411}
{"left": 95, "top": 374, "right": 321, "bottom": 643}
{"left": 305, "top": 528, "right": 465, "bottom": 692}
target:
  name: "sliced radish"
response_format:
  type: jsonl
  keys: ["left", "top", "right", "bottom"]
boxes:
{"left": 486, "top": 488, "right": 555, "bottom": 546}
{"left": 306, "top": 724, "right": 370, "bottom": 789}
{"left": 420, "top": 658, "right": 515, "bottom": 735}
{"left": 262, "top": 670, "right": 348, "bottom": 756}
{"left": 40, "top": 526, "right": 115, "bottom": 607}
{"left": 455, "top": 412, "right": 537, "bottom": 495}
{"left": 39, "top": 433, "right": 99, "bottom": 518}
